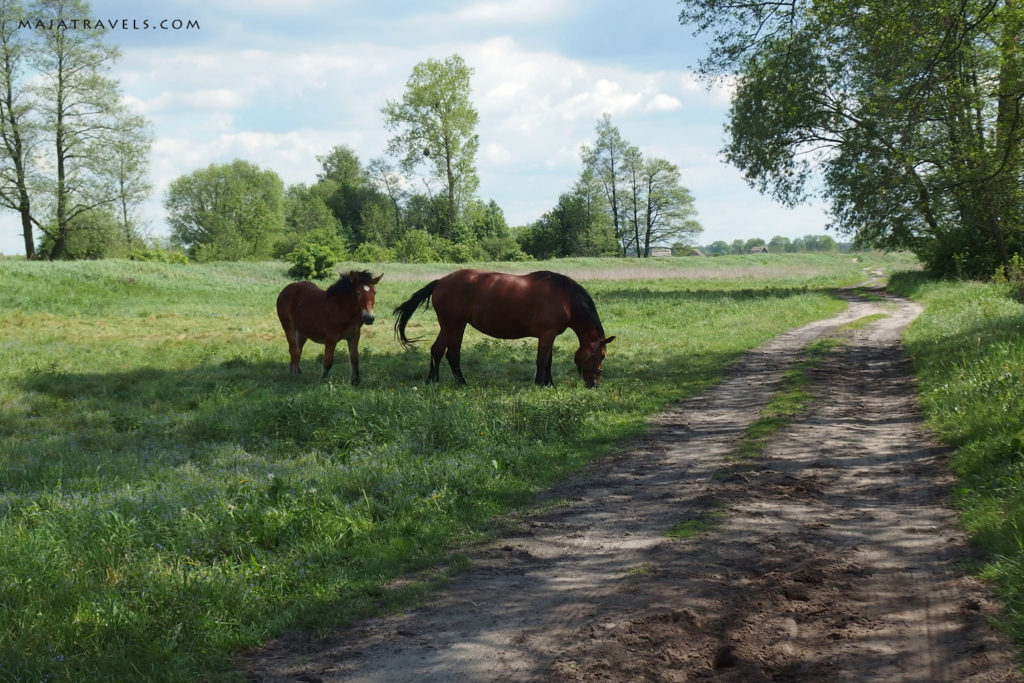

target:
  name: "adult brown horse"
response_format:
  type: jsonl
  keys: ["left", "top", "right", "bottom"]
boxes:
{"left": 276, "top": 270, "right": 383, "bottom": 383}
{"left": 393, "top": 269, "right": 614, "bottom": 387}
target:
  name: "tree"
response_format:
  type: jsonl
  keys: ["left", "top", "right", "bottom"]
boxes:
{"left": 519, "top": 176, "right": 618, "bottom": 260}
{"left": 620, "top": 147, "right": 702, "bottom": 257}
{"left": 638, "top": 156, "right": 701, "bottom": 256}
{"left": 366, "top": 156, "right": 406, "bottom": 235}
{"left": 317, "top": 145, "right": 364, "bottom": 187}
{"left": 679, "top": 0, "right": 1024, "bottom": 278}
{"left": 276, "top": 183, "right": 349, "bottom": 258}
{"left": 622, "top": 145, "right": 644, "bottom": 256}
{"left": 706, "top": 240, "right": 730, "bottom": 255}
{"left": 313, "top": 145, "right": 385, "bottom": 244}
{"left": 382, "top": 54, "right": 479, "bottom": 234}
{"left": 768, "top": 235, "right": 791, "bottom": 253}
{"left": 165, "top": 160, "right": 285, "bottom": 261}
{"left": 31, "top": 0, "right": 150, "bottom": 260}
{"left": 107, "top": 112, "right": 153, "bottom": 250}
{"left": 0, "top": 0, "right": 37, "bottom": 258}
{"left": 581, "top": 114, "right": 631, "bottom": 255}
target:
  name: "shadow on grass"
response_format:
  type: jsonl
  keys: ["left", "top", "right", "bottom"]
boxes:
{"left": 7, "top": 339, "right": 738, "bottom": 487}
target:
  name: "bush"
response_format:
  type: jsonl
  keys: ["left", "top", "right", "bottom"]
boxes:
{"left": 394, "top": 230, "right": 439, "bottom": 263}
{"left": 351, "top": 242, "right": 397, "bottom": 263}
{"left": 129, "top": 248, "right": 190, "bottom": 264}
{"left": 287, "top": 244, "right": 337, "bottom": 279}
{"left": 478, "top": 236, "right": 529, "bottom": 261}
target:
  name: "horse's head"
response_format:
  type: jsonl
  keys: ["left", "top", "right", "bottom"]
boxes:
{"left": 574, "top": 335, "right": 615, "bottom": 388}
{"left": 351, "top": 271, "right": 383, "bottom": 325}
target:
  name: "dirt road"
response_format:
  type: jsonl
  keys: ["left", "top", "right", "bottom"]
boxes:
{"left": 240, "top": 284, "right": 1021, "bottom": 682}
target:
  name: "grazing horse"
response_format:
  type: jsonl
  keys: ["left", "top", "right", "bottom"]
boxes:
{"left": 276, "top": 271, "right": 383, "bottom": 383}
{"left": 393, "top": 269, "right": 614, "bottom": 387}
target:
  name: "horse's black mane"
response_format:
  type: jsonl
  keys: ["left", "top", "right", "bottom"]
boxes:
{"left": 327, "top": 270, "right": 376, "bottom": 296}
{"left": 533, "top": 271, "right": 605, "bottom": 336}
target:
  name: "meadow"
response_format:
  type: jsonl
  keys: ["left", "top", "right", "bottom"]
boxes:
{"left": 0, "top": 252, "right": 916, "bottom": 680}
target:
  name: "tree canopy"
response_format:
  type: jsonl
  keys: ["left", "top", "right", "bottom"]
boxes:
{"left": 165, "top": 160, "right": 285, "bottom": 262}
{"left": 679, "top": 0, "right": 1024, "bottom": 278}
{"left": 381, "top": 54, "right": 480, "bottom": 236}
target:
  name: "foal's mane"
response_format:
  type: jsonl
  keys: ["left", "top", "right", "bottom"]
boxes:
{"left": 327, "top": 270, "right": 376, "bottom": 296}
{"left": 534, "top": 271, "right": 605, "bottom": 336}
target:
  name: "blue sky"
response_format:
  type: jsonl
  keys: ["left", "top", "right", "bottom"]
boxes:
{"left": 0, "top": 0, "right": 830, "bottom": 256}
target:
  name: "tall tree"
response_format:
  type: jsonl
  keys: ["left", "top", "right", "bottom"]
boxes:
{"left": 0, "top": 0, "right": 37, "bottom": 258}
{"left": 382, "top": 54, "right": 479, "bottom": 234}
{"left": 107, "top": 112, "right": 153, "bottom": 249}
{"left": 581, "top": 114, "right": 631, "bottom": 256}
{"left": 639, "top": 156, "right": 701, "bottom": 256}
{"left": 622, "top": 145, "right": 644, "bottom": 257}
{"left": 679, "top": 0, "right": 1024, "bottom": 278}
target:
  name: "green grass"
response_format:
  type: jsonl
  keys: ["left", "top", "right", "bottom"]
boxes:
{"left": 0, "top": 253, "right": 911, "bottom": 681}
{"left": 889, "top": 272, "right": 1024, "bottom": 648}
{"left": 667, "top": 506, "right": 727, "bottom": 539}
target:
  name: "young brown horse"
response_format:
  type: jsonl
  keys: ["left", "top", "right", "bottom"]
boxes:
{"left": 276, "top": 271, "right": 382, "bottom": 383}
{"left": 393, "top": 269, "right": 614, "bottom": 387}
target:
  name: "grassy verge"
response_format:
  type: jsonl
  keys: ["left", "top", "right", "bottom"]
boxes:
{"left": 889, "top": 272, "right": 1024, "bottom": 646}
{"left": 0, "top": 254, "right": 908, "bottom": 681}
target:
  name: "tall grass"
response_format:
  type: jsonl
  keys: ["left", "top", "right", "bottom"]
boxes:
{"left": 0, "top": 254, "right": 908, "bottom": 681}
{"left": 890, "top": 272, "right": 1024, "bottom": 645}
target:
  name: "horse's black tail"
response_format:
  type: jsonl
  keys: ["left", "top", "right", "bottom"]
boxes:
{"left": 393, "top": 280, "right": 438, "bottom": 349}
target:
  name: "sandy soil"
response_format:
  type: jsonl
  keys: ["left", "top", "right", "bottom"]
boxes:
{"left": 239, "top": 282, "right": 1022, "bottom": 682}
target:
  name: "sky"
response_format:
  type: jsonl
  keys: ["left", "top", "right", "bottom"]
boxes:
{"left": 0, "top": 0, "right": 832, "bottom": 256}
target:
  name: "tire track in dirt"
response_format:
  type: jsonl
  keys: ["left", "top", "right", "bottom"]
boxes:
{"left": 240, "top": 284, "right": 1021, "bottom": 682}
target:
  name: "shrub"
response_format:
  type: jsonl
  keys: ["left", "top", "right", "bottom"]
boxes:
{"left": 129, "top": 248, "right": 190, "bottom": 264}
{"left": 287, "top": 244, "right": 337, "bottom": 279}
{"left": 351, "top": 242, "right": 396, "bottom": 263}
{"left": 394, "top": 230, "right": 439, "bottom": 263}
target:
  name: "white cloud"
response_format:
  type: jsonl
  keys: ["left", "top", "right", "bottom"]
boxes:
{"left": 483, "top": 142, "right": 513, "bottom": 165}
{"left": 453, "top": 0, "right": 568, "bottom": 23}
{"left": 646, "top": 93, "right": 682, "bottom": 112}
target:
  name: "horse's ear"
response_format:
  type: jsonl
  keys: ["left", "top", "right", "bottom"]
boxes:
{"left": 373, "top": 273, "right": 383, "bottom": 284}
{"left": 348, "top": 271, "right": 359, "bottom": 283}
{"left": 603, "top": 336, "right": 616, "bottom": 345}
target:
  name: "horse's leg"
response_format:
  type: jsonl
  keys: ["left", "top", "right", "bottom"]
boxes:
{"left": 428, "top": 333, "right": 446, "bottom": 383}
{"left": 287, "top": 329, "right": 306, "bottom": 374}
{"left": 535, "top": 335, "right": 555, "bottom": 386}
{"left": 321, "top": 340, "right": 336, "bottom": 380}
{"left": 445, "top": 326, "right": 467, "bottom": 385}
{"left": 346, "top": 334, "right": 361, "bottom": 385}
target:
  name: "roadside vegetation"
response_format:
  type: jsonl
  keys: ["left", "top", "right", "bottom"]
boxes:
{"left": 0, "top": 252, "right": 910, "bottom": 681}
{"left": 889, "top": 272, "right": 1024, "bottom": 647}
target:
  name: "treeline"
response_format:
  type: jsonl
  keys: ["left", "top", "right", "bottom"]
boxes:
{"left": 701, "top": 234, "right": 840, "bottom": 255}
{"left": 160, "top": 151, "right": 526, "bottom": 267}
{"left": 2, "top": 18, "right": 705, "bottom": 265}
{"left": 159, "top": 95, "right": 703, "bottom": 267}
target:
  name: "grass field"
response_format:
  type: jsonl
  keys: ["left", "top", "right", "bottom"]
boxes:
{"left": 0, "top": 252, "right": 916, "bottom": 681}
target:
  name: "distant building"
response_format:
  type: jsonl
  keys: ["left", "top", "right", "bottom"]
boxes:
{"left": 650, "top": 247, "right": 673, "bottom": 257}
{"left": 748, "top": 246, "right": 769, "bottom": 254}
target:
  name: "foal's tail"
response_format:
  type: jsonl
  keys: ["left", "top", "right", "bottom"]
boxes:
{"left": 393, "top": 279, "right": 438, "bottom": 349}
